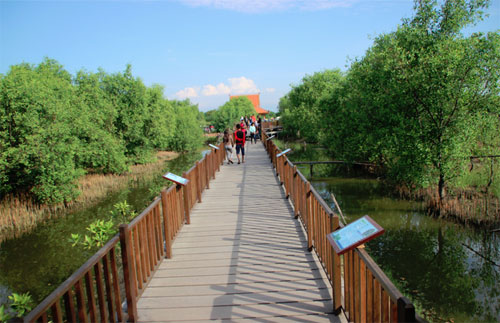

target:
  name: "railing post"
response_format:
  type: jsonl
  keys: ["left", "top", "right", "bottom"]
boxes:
{"left": 398, "top": 297, "right": 416, "bottom": 322}
{"left": 205, "top": 157, "right": 210, "bottom": 189}
{"left": 196, "top": 161, "right": 202, "bottom": 203}
{"left": 293, "top": 166, "right": 299, "bottom": 218}
{"left": 119, "top": 224, "right": 137, "bottom": 322}
{"left": 161, "top": 190, "right": 172, "bottom": 258}
{"left": 330, "top": 214, "right": 342, "bottom": 314}
{"left": 306, "top": 182, "right": 313, "bottom": 251}
{"left": 182, "top": 172, "right": 191, "bottom": 225}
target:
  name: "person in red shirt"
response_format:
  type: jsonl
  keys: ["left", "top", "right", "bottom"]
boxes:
{"left": 234, "top": 123, "right": 246, "bottom": 164}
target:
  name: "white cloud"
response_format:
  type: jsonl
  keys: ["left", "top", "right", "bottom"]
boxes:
{"left": 197, "top": 76, "right": 259, "bottom": 96}
{"left": 227, "top": 76, "right": 259, "bottom": 94}
{"left": 265, "top": 87, "right": 276, "bottom": 93}
{"left": 177, "top": 0, "right": 353, "bottom": 13}
{"left": 202, "top": 83, "right": 231, "bottom": 96}
{"left": 175, "top": 87, "right": 199, "bottom": 99}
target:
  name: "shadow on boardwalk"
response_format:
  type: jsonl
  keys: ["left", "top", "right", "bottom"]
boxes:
{"left": 137, "top": 142, "right": 344, "bottom": 322}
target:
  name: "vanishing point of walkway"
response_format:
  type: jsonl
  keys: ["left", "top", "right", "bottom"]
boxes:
{"left": 136, "top": 143, "right": 343, "bottom": 322}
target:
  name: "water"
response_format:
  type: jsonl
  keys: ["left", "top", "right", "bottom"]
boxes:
{"left": 310, "top": 176, "right": 500, "bottom": 322}
{"left": 0, "top": 151, "right": 202, "bottom": 307}
{"left": 279, "top": 143, "right": 499, "bottom": 321}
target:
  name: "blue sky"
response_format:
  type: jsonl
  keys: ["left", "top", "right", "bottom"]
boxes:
{"left": 1, "top": 0, "right": 499, "bottom": 112}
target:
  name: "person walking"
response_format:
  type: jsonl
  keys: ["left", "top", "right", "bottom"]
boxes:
{"left": 249, "top": 122, "right": 257, "bottom": 144}
{"left": 234, "top": 123, "right": 246, "bottom": 164}
{"left": 223, "top": 129, "right": 234, "bottom": 164}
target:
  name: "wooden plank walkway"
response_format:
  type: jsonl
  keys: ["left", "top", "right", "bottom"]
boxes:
{"left": 137, "top": 143, "right": 344, "bottom": 322}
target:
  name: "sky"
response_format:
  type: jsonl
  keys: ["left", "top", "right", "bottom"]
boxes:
{"left": 1, "top": 0, "right": 499, "bottom": 112}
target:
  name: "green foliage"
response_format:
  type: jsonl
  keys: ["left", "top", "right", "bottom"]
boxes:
{"left": 0, "top": 292, "right": 34, "bottom": 320}
{"left": 70, "top": 219, "right": 115, "bottom": 249}
{"left": 0, "top": 59, "right": 83, "bottom": 203}
{"left": 0, "top": 59, "right": 204, "bottom": 204}
{"left": 0, "top": 304, "right": 10, "bottom": 322}
{"left": 170, "top": 100, "right": 204, "bottom": 151}
{"left": 212, "top": 97, "right": 255, "bottom": 132}
{"left": 284, "top": 0, "right": 500, "bottom": 199}
{"left": 109, "top": 200, "right": 137, "bottom": 222}
{"left": 279, "top": 69, "right": 344, "bottom": 143}
{"left": 8, "top": 292, "right": 33, "bottom": 317}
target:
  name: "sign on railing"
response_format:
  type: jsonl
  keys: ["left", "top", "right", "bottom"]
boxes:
{"left": 163, "top": 172, "right": 189, "bottom": 186}
{"left": 208, "top": 144, "right": 220, "bottom": 150}
{"left": 276, "top": 148, "right": 291, "bottom": 157}
{"left": 266, "top": 135, "right": 275, "bottom": 141}
{"left": 327, "top": 215, "right": 384, "bottom": 255}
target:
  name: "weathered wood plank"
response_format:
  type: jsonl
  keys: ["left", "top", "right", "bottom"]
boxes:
{"left": 141, "top": 279, "right": 331, "bottom": 298}
{"left": 138, "top": 300, "right": 334, "bottom": 321}
{"left": 137, "top": 144, "right": 344, "bottom": 322}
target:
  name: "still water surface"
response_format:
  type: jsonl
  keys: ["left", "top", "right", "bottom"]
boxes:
{"left": 0, "top": 151, "right": 203, "bottom": 307}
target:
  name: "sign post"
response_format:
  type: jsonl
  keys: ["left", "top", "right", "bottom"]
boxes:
{"left": 327, "top": 215, "right": 384, "bottom": 255}
{"left": 162, "top": 172, "right": 190, "bottom": 224}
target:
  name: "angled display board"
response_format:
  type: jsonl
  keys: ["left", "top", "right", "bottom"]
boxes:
{"left": 327, "top": 215, "right": 384, "bottom": 255}
{"left": 208, "top": 144, "right": 220, "bottom": 150}
{"left": 276, "top": 148, "right": 292, "bottom": 158}
{"left": 266, "top": 135, "right": 275, "bottom": 141}
{"left": 162, "top": 172, "right": 189, "bottom": 186}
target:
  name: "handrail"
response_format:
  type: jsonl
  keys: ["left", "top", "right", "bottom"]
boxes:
{"left": 24, "top": 142, "right": 226, "bottom": 323}
{"left": 262, "top": 131, "right": 422, "bottom": 323}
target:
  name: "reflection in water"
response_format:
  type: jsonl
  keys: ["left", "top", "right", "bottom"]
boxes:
{"left": 313, "top": 178, "right": 500, "bottom": 322}
{"left": 0, "top": 151, "right": 202, "bottom": 305}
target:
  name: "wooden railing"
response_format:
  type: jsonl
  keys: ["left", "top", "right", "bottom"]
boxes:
{"left": 262, "top": 131, "right": 422, "bottom": 323}
{"left": 24, "top": 142, "right": 226, "bottom": 323}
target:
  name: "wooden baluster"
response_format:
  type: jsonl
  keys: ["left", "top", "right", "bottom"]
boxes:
{"left": 353, "top": 251, "right": 360, "bottom": 323}
{"left": 360, "top": 257, "right": 367, "bottom": 322}
{"left": 344, "top": 251, "right": 350, "bottom": 321}
{"left": 102, "top": 253, "right": 116, "bottom": 322}
{"left": 331, "top": 214, "right": 342, "bottom": 314}
{"left": 382, "top": 289, "right": 390, "bottom": 323}
{"left": 147, "top": 212, "right": 156, "bottom": 270}
{"left": 306, "top": 183, "right": 313, "bottom": 251}
{"left": 74, "top": 279, "right": 88, "bottom": 323}
{"left": 155, "top": 205, "right": 163, "bottom": 260}
{"left": 183, "top": 172, "right": 191, "bottom": 224}
{"left": 120, "top": 224, "right": 138, "bottom": 322}
{"left": 373, "top": 279, "right": 382, "bottom": 322}
{"left": 133, "top": 226, "right": 143, "bottom": 290}
{"left": 161, "top": 190, "right": 172, "bottom": 259}
{"left": 196, "top": 161, "right": 202, "bottom": 203}
{"left": 390, "top": 297, "right": 398, "bottom": 323}
{"left": 50, "top": 300, "right": 63, "bottom": 323}
{"left": 110, "top": 247, "right": 123, "bottom": 322}
{"left": 94, "top": 262, "right": 107, "bottom": 322}
{"left": 367, "top": 271, "right": 374, "bottom": 322}
{"left": 63, "top": 289, "right": 77, "bottom": 323}
{"left": 84, "top": 270, "right": 97, "bottom": 323}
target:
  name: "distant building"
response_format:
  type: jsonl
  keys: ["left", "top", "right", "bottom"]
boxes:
{"left": 229, "top": 93, "right": 269, "bottom": 116}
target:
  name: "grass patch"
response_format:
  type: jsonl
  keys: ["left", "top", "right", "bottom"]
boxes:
{"left": 0, "top": 151, "right": 179, "bottom": 245}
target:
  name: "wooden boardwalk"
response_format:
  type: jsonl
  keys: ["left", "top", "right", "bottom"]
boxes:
{"left": 137, "top": 143, "right": 344, "bottom": 322}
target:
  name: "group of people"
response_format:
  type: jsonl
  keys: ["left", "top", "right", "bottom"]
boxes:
{"left": 223, "top": 116, "right": 262, "bottom": 165}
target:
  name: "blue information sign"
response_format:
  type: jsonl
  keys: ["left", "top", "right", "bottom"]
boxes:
{"left": 276, "top": 148, "right": 292, "bottom": 157}
{"left": 162, "top": 172, "right": 189, "bottom": 186}
{"left": 327, "top": 215, "right": 384, "bottom": 255}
